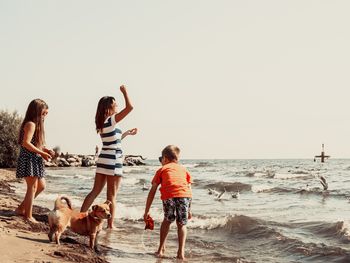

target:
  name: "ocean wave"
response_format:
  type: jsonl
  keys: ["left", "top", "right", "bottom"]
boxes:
{"left": 188, "top": 214, "right": 277, "bottom": 237}
{"left": 193, "top": 162, "right": 213, "bottom": 168}
{"left": 301, "top": 220, "right": 350, "bottom": 243}
{"left": 251, "top": 184, "right": 270, "bottom": 193}
{"left": 255, "top": 186, "right": 303, "bottom": 194}
{"left": 116, "top": 203, "right": 163, "bottom": 222}
{"left": 295, "top": 188, "right": 350, "bottom": 199}
{"left": 73, "top": 174, "right": 90, "bottom": 180}
{"left": 293, "top": 170, "right": 309, "bottom": 174}
{"left": 183, "top": 163, "right": 200, "bottom": 169}
{"left": 339, "top": 221, "right": 350, "bottom": 242}
{"left": 245, "top": 171, "right": 274, "bottom": 177}
{"left": 116, "top": 203, "right": 143, "bottom": 221}
{"left": 121, "top": 177, "right": 139, "bottom": 186}
{"left": 251, "top": 185, "right": 346, "bottom": 195}
{"left": 189, "top": 215, "right": 350, "bottom": 260}
{"left": 286, "top": 238, "right": 349, "bottom": 260}
{"left": 273, "top": 173, "right": 313, "bottom": 180}
{"left": 123, "top": 167, "right": 149, "bottom": 174}
{"left": 46, "top": 173, "right": 73, "bottom": 179}
{"left": 187, "top": 215, "right": 228, "bottom": 230}
{"left": 46, "top": 171, "right": 93, "bottom": 180}
{"left": 251, "top": 172, "right": 266, "bottom": 177}
{"left": 245, "top": 171, "right": 312, "bottom": 180}
{"left": 205, "top": 181, "right": 251, "bottom": 192}
{"left": 187, "top": 249, "right": 254, "bottom": 263}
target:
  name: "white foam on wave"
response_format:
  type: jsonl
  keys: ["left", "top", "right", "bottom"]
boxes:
{"left": 187, "top": 216, "right": 228, "bottom": 230}
{"left": 122, "top": 168, "right": 132, "bottom": 173}
{"left": 122, "top": 177, "right": 139, "bottom": 186}
{"left": 274, "top": 173, "right": 310, "bottom": 180}
{"left": 47, "top": 171, "right": 92, "bottom": 179}
{"left": 253, "top": 172, "right": 266, "bottom": 177}
{"left": 251, "top": 184, "right": 273, "bottom": 193}
{"left": 115, "top": 202, "right": 162, "bottom": 221}
{"left": 116, "top": 202, "right": 143, "bottom": 220}
{"left": 339, "top": 220, "right": 350, "bottom": 240}
{"left": 123, "top": 167, "right": 150, "bottom": 174}
{"left": 184, "top": 163, "right": 199, "bottom": 169}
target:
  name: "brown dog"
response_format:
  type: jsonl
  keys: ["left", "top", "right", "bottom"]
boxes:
{"left": 48, "top": 196, "right": 111, "bottom": 250}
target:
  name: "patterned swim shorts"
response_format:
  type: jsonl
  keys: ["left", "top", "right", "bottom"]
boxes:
{"left": 162, "top": 197, "right": 192, "bottom": 225}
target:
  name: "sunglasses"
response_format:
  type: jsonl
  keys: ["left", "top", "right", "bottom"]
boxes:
{"left": 158, "top": 156, "right": 162, "bottom": 163}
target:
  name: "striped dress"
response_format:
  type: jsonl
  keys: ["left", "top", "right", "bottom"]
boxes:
{"left": 96, "top": 114, "right": 123, "bottom": 176}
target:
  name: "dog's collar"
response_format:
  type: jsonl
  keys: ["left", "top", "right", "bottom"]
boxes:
{"left": 88, "top": 213, "right": 102, "bottom": 222}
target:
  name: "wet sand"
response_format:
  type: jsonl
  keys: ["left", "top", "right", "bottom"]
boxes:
{"left": 0, "top": 169, "right": 109, "bottom": 263}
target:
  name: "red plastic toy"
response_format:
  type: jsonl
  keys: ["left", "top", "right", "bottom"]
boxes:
{"left": 144, "top": 215, "right": 154, "bottom": 230}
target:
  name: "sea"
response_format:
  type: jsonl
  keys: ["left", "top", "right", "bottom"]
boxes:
{"left": 14, "top": 159, "right": 350, "bottom": 263}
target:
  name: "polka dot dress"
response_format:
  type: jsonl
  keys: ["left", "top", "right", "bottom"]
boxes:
{"left": 16, "top": 130, "right": 45, "bottom": 179}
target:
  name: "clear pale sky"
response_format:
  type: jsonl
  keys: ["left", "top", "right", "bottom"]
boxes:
{"left": 1, "top": 1, "right": 350, "bottom": 159}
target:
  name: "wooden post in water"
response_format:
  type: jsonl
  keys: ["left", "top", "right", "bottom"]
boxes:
{"left": 314, "top": 144, "right": 330, "bottom": 163}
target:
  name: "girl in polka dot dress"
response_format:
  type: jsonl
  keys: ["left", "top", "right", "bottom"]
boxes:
{"left": 15, "top": 99, "right": 54, "bottom": 223}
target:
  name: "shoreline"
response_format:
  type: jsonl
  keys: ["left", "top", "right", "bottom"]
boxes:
{"left": 0, "top": 168, "right": 109, "bottom": 263}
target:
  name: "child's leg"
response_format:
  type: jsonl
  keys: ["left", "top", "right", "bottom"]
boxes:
{"left": 80, "top": 173, "right": 107, "bottom": 212}
{"left": 21, "top": 177, "right": 38, "bottom": 221}
{"left": 35, "top": 178, "right": 46, "bottom": 197}
{"left": 174, "top": 198, "right": 191, "bottom": 260}
{"left": 157, "top": 199, "right": 176, "bottom": 257}
{"left": 176, "top": 222, "right": 187, "bottom": 260}
{"left": 157, "top": 219, "right": 171, "bottom": 257}
{"left": 106, "top": 175, "right": 122, "bottom": 229}
{"left": 17, "top": 178, "right": 46, "bottom": 215}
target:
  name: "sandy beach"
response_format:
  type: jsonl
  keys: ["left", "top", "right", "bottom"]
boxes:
{"left": 0, "top": 169, "right": 109, "bottom": 263}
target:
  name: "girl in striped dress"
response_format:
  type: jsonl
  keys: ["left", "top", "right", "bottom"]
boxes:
{"left": 81, "top": 85, "right": 137, "bottom": 229}
{"left": 15, "top": 99, "right": 54, "bottom": 223}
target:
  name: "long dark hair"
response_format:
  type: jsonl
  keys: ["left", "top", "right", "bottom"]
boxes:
{"left": 18, "top": 99, "right": 48, "bottom": 148}
{"left": 95, "top": 96, "right": 115, "bottom": 133}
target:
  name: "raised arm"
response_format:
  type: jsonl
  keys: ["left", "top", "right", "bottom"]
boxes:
{"left": 22, "top": 122, "right": 52, "bottom": 161}
{"left": 114, "top": 85, "right": 134, "bottom": 124}
{"left": 144, "top": 183, "right": 159, "bottom": 221}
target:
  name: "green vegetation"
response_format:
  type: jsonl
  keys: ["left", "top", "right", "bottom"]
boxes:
{"left": 0, "top": 110, "right": 22, "bottom": 168}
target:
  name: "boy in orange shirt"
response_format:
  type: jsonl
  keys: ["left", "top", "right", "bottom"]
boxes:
{"left": 144, "top": 145, "right": 192, "bottom": 260}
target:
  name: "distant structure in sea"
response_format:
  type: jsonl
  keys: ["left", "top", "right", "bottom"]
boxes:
{"left": 314, "top": 144, "right": 330, "bottom": 163}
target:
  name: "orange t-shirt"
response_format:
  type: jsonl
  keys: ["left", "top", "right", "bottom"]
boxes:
{"left": 152, "top": 162, "right": 193, "bottom": 200}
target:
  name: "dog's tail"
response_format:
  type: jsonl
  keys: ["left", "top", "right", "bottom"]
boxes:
{"left": 54, "top": 196, "right": 72, "bottom": 210}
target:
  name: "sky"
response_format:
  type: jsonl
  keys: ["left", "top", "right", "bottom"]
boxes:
{"left": 1, "top": 0, "right": 350, "bottom": 159}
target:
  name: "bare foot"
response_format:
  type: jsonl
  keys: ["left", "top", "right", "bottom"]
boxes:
{"left": 155, "top": 247, "right": 165, "bottom": 258}
{"left": 15, "top": 207, "right": 25, "bottom": 216}
{"left": 25, "top": 217, "right": 39, "bottom": 224}
{"left": 177, "top": 253, "right": 187, "bottom": 261}
{"left": 154, "top": 251, "right": 164, "bottom": 258}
